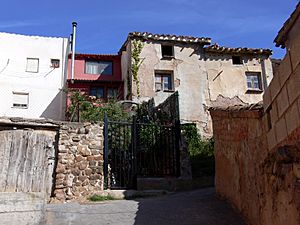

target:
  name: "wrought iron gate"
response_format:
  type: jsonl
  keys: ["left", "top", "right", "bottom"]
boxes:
{"left": 104, "top": 115, "right": 180, "bottom": 189}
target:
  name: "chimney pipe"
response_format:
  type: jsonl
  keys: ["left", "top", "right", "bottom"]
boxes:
{"left": 70, "top": 21, "right": 77, "bottom": 82}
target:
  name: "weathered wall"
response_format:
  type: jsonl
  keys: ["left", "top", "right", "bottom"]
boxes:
{"left": 211, "top": 105, "right": 267, "bottom": 225}
{"left": 0, "top": 192, "right": 46, "bottom": 225}
{"left": 122, "top": 39, "right": 273, "bottom": 137}
{"left": 0, "top": 32, "right": 69, "bottom": 120}
{"left": 53, "top": 122, "right": 104, "bottom": 202}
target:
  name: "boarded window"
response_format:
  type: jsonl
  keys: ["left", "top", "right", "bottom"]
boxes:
{"left": 12, "top": 92, "right": 29, "bottom": 108}
{"left": 26, "top": 58, "right": 39, "bottom": 73}
{"left": 246, "top": 72, "right": 262, "bottom": 91}
{"left": 85, "top": 61, "right": 113, "bottom": 75}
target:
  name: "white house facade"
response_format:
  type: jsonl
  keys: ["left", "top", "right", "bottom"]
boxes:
{"left": 0, "top": 32, "right": 69, "bottom": 120}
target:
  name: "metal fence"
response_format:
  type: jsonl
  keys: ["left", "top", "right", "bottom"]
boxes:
{"left": 104, "top": 116, "right": 180, "bottom": 189}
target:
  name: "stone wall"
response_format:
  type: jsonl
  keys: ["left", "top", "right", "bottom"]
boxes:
{"left": 53, "top": 122, "right": 104, "bottom": 202}
{"left": 210, "top": 104, "right": 300, "bottom": 225}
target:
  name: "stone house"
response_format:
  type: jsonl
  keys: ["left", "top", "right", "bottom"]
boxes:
{"left": 0, "top": 32, "right": 69, "bottom": 121}
{"left": 67, "top": 53, "right": 123, "bottom": 102}
{"left": 119, "top": 32, "right": 273, "bottom": 137}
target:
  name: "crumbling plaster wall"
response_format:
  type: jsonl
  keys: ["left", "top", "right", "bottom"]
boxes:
{"left": 124, "top": 39, "right": 273, "bottom": 137}
{"left": 131, "top": 40, "right": 211, "bottom": 135}
{"left": 205, "top": 54, "right": 273, "bottom": 104}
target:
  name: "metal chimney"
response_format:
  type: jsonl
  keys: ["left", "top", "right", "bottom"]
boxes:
{"left": 70, "top": 21, "right": 77, "bottom": 82}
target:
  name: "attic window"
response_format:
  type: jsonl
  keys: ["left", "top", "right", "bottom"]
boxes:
{"left": 161, "top": 45, "right": 174, "bottom": 58}
{"left": 232, "top": 56, "right": 243, "bottom": 65}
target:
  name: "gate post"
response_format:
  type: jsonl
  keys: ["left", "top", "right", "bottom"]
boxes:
{"left": 103, "top": 113, "right": 109, "bottom": 189}
{"left": 175, "top": 119, "right": 181, "bottom": 177}
{"left": 132, "top": 116, "right": 137, "bottom": 188}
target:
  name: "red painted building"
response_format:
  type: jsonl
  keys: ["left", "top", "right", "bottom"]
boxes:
{"left": 67, "top": 53, "right": 123, "bottom": 102}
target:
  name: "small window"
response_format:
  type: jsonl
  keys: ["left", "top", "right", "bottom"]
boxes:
{"left": 26, "top": 58, "right": 39, "bottom": 73}
{"left": 51, "top": 59, "right": 60, "bottom": 68}
{"left": 155, "top": 72, "right": 173, "bottom": 91}
{"left": 246, "top": 72, "right": 262, "bottom": 91}
{"left": 108, "top": 88, "right": 118, "bottom": 99}
{"left": 90, "top": 87, "right": 104, "bottom": 99}
{"left": 12, "top": 92, "right": 29, "bottom": 108}
{"left": 85, "top": 61, "right": 113, "bottom": 75}
{"left": 161, "top": 45, "right": 174, "bottom": 58}
{"left": 232, "top": 56, "right": 243, "bottom": 65}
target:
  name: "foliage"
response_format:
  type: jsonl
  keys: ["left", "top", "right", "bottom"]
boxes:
{"left": 88, "top": 195, "right": 116, "bottom": 201}
{"left": 66, "top": 90, "right": 130, "bottom": 122}
{"left": 131, "top": 39, "right": 144, "bottom": 97}
{"left": 182, "top": 124, "right": 215, "bottom": 177}
{"left": 181, "top": 124, "right": 214, "bottom": 157}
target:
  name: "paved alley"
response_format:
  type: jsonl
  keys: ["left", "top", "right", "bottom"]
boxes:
{"left": 45, "top": 188, "right": 246, "bottom": 225}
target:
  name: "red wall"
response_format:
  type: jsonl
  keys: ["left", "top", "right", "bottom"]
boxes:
{"left": 67, "top": 54, "right": 122, "bottom": 81}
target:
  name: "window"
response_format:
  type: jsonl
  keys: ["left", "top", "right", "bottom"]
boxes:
{"left": 85, "top": 61, "right": 113, "bottom": 75}
{"left": 12, "top": 92, "right": 29, "bottom": 108}
{"left": 90, "top": 87, "right": 104, "bottom": 98}
{"left": 232, "top": 56, "right": 243, "bottom": 65}
{"left": 161, "top": 45, "right": 174, "bottom": 58}
{"left": 246, "top": 72, "right": 262, "bottom": 91}
{"left": 108, "top": 88, "right": 118, "bottom": 99}
{"left": 155, "top": 72, "right": 173, "bottom": 91}
{"left": 51, "top": 59, "right": 60, "bottom": 68}
{"left": 26, "top": 58, "right": 39, "bottom": 73}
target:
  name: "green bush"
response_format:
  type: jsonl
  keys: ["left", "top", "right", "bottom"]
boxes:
{"left": 66, "top": 90, "right": 130, "bottom": 122}
{"left": 88, "top": 195, "right": 116, "bottom": 201}
{"left": 182, "top": 124, "right": 215, "bottom": 177}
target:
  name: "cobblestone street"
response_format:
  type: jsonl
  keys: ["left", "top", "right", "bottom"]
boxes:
{"left": 45, "top": 188, "right": 246, "bottom": 225}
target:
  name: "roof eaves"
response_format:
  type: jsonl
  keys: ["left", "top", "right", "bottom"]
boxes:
{"left": 274, "top": 2, "right": 300, "bottom": 48}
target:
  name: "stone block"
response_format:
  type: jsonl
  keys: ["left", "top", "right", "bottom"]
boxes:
{"left": 287, "top": 64, "right": 300, "bottom": 104}
{"left": 56, "top": 164, "right": 65, "bottom": 173}
{"left": 275, "top": 116, "right": 288, "bottom": 143}
{"left": 263, "top": 87, "right": 272, "bottom": 111}
{"left": 290, "top": 37, "right": 300, "bottom": 71}
{"left": 78, "top": 145, "right": 91, "bottom": 156}
{"left": 285, "top": 102, "right": 300, "bottom": 135}
{"left": 278, "top": 53, "right": 292, "bottom": 85}
{"left": 267, "top": 128, "right": 277, "bottom": 150}
{"left": 293, "top": 163, "right": 300, "bottom": 179}
{"left": 79, "top": 161, "right": 88, "bottom": 170}
{"left": 270, "top": 74, "right": 282, "bottom": 101}
{"left": 276, "top": 86, "right": 290, "bottom": 118}
{"left": 270, "top": 102, "right": 279, "bottom": 126}
{"left": 75, "top": 155, "right": 84, "bottom": 162}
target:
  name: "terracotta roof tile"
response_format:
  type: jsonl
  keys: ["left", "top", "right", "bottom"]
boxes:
{"left": 205, "top": 43, "right": 272, "bottom": 56}
{"left": 128, "top": 31, "right": 211, "bottom": 45}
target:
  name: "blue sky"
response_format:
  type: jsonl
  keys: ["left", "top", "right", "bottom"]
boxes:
{"left": 0, "top": 0, "right": 298, "bottom": 58}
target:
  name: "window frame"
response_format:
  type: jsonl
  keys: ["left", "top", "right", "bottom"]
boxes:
{"left": 155, "top": 71, "right": 174, "bottom": 92}
{"left": 12, "top": 92, "right": 29, "bottom": 109}
{"left": 245, "top": 72, "right": 263, "bottom": 92}
{"left": 51, "top": 59, "right": 60, "bottom": 68}
{"left": 26, "top": 58, "right": 39, "bottom": 73}
{"left": 85, "top": 60, "right": 113, "bottom": 75}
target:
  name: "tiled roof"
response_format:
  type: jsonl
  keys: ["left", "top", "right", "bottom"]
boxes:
{"left": 274, "top": 2, "right": 300, "bottom": 48}
{"left": 205, "top": 43, "right": 272, "bottom": 56}
{"left": 128, "top": 31, "right": 211, "bottom": 44}
{"left": 209, "top": 102, "right": 263, "bottom": 111}
{"left": 69, "top": 53, "right": 120, "bottom": 59}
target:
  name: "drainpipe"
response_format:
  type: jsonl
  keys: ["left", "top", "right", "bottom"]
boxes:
{"left": 70, "top": 21, "right": 77, "bottom": 83}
